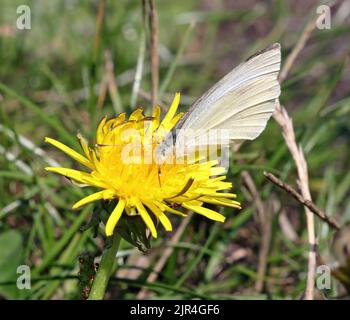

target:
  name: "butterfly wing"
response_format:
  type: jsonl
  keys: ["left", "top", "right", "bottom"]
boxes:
{"left": 173, "top": 43, "right": 281, "bottom": 153}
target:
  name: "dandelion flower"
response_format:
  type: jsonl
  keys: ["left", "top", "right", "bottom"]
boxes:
{"left": 45, "top": 93, "right": 241, "bottom": 238}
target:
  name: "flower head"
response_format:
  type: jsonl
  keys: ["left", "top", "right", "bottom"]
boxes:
{"left": 45, "top": 93, "right": 241, "bottom": 238}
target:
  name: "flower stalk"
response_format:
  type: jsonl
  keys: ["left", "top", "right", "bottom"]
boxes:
{"left": 88, "top": 232, "right": 121, "bottom": 300}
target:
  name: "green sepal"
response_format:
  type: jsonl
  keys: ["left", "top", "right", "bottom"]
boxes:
{"left": 115, "top": 215, "right": 151, "bottom": 253}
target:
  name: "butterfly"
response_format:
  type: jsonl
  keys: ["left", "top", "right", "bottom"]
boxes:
{"left": 156, "top": 43, "right": 281, "bottom": 165}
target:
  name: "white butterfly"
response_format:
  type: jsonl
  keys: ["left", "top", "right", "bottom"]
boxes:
{"left": 156, "top": 43, "right": 281, "bottom": 163}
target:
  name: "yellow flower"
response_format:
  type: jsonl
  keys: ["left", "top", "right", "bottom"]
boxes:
{"left": 45, "top": 93, "right": 241, "bottom": 238}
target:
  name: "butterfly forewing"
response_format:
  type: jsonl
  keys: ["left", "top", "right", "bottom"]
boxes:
{"left": 156, "top": 43, "right": 281, "bottom": 162}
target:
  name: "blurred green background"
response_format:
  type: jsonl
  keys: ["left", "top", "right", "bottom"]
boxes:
{"left": 0, "top": 0, "right": 349, "bottom": 299}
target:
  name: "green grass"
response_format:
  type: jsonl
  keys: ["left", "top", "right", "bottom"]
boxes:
{"left": 0, "top": 0, "right": 349, "bottom": 300}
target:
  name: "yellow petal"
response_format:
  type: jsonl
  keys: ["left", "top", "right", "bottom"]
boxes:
{"left": 210, "top": 181, "right": 233, "bottom": 190}
{"left": 165, "top": 112, "right": 184, "bottom": 131}
{"left": 96, "top": 116, "right": 108, "bottom": 144}
{"left": 183, "top": 203, "right": 226, "bottom": 222}
{"left": 104, "top": 113, "right": 126, "bottom": 133}
{"left": 45, "top": 167, "right": 108, "bottom": 189}
{"left": 72, "top": 189, "right": 115, "bottom": 209}
{"left": 198, "top": 191, "right": 237, "bottom": 198}
{"left": 200, "top": 196, "right": 241, "bottom": 209}
{"left": 135, "top": 200, "right": 157, "bottom": 238}
{"left": 152, "top": 105, "right": 161, "bottom": 130}
{"left": 45, "top": 137, "right": 94, "bottom": 170}
{"left": 160, "top": 92, "right": 180, "bottom": 128}
{"left": 105, "top": 198, "right": 126, "bottom": 236}
{"left": 88, "top": 148, "right": 104, "bottom": 173}
{"left": 185, "top": 199, "right": 202, "bottom": 207}
{"left": 210, "top": 167, "right": 226, "bottom": 176}
{"left": 155, "top": 201, "right": 187, "bottom": 217}
{"left": 144, "top": 201, "right": 172, "bottom": 231}
{"left": 45, "top": 167, "right": 89, "bottom": 182}
{"left": 129, "top": 108, "right": 144, "bottom": 121}
{"left": 77, "top": 133, "right": 91, "bottom": 160}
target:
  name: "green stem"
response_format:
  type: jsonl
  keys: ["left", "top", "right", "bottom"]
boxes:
{"left": 88, "top": 233, "right": 121, "bottom": 300}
